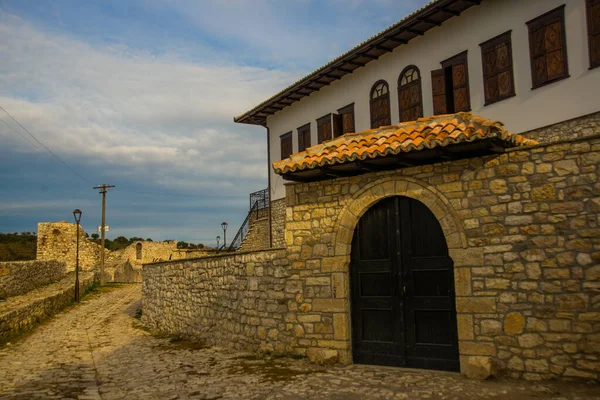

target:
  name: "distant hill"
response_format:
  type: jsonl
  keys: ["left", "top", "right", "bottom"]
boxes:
{"left": 0, "top": 232, "right": 37, "bottom": 261}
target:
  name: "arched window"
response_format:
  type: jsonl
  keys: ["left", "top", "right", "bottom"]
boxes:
{"left": 398, "top": 66, "right": 423, "bottom": 122}
{"left": 369, "top": 80, "right": 391, "bottom": 129}
{"left": 136, "top": 242, "right": 142, "bottom": 260}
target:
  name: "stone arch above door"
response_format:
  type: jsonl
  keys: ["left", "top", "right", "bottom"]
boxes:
{"left": 332, "top": 176, "right": 467, "bottom": 259}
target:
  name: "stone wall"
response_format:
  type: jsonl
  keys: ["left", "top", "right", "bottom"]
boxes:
{"left": 281, "top": 134, "right": 599, "bottom": 380}
{"left": 142, "top": 249, "right": 293, "bottom": 353}
{"left": 270, "top": 199, "right": 286, "bottom": 248}
{"left": 522, "top": 111, "right": 600, "bottom": 145}
{"left": 0, "top": 272, "right": 95, "bottom": 343}
{"left": 37, "top": 222, "right": 107, "bottom": 272}
{"left": 0, "top": 260, "right": 66, "bottom": 299}
{"left": 239, "top": 218, "right": 270, "bottom": 251}
{"left": 108, "top": 240, "right": 179, "bottom": 266}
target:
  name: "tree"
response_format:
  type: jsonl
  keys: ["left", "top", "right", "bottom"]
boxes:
{"left": 91, "top": 233, "right": 99, "bottom": 240}
{"left": 145, "top": 238, "right": 153, "bottom": 242}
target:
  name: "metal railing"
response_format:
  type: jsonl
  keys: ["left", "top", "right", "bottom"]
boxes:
{"left": 249, "top": 188, "right": 269, "bottom": 210}
{"left": 217, "top": 188, "right": 269, "bottom": 254}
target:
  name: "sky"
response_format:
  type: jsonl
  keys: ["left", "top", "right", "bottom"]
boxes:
{"left": 0, "top": 0, "right": 429, "bottom": 245}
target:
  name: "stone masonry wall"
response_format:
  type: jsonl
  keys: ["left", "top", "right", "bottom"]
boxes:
{"left": 522, "top": 111, "right": 600, "bottom": 145}
{"left": 271, "top": 199, "right": 286, "bottom": 248}
{"left": 0, "top": 260, "right": 66, "bottom": 299}
{"left": 239, "top": 218, "right": 270, "bottom": 252}
{"left": 142, "top": 249, "right": 293, "bottom": 354}
{"left": 37, "top": 222, "right": 107, "bottom": 272}
{"left": 282, "top": 134, "right": 600, "bottom": 380}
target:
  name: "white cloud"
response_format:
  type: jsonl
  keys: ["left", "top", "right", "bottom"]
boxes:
{"left": 0, "top": 12, "right": 299, "bottom": 195}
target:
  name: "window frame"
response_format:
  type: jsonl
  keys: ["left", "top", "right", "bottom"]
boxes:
{"left": 440, "top": 50, "right": 471, "bottom": 113}
{"left": 397, "top": 65, "right": 424, "bottom": 122}
{"left": 588, "top": 0, "right": 600, "bottom": 69}
{"left": 479, "top": 30, "right": 516, "bottom": 106}
{"left": 280, "top": 131, "right": 293, "bottom": 160}
{"left": 526, "top": 5, "right": 569, "bottom": 90}
{"left": 369, "top": 80, "right": 392, "bottom": 129}
{"left": 297, "top": 123, "right": 311, "bottom": 152}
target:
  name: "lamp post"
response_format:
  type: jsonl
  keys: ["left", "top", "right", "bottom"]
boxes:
{"left": 73, "top": 209, "right": 82, "bottom": 303}
{"left": 221, "top": 222, "right": 228, "bottom": 248}
{"left": 216, "top": 235, "right": 221, "bottom": 249}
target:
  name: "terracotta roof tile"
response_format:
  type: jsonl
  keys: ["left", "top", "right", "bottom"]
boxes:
{"left": 273, "top": 113, "right": 538, "bottom": 175}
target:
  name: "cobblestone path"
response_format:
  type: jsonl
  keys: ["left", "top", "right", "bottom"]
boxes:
{"left": 1, "top": 284, "right": 599, "bottom": 400}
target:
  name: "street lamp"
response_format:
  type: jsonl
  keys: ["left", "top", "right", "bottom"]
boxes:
{"left": 221, "top": 222, "right": 228, "bottom": 248}
{"left": 216, "top": 235, "right": 221, "bottom": 249}
{"left": 72, "top": 209, "right": 82, "bottom": 303}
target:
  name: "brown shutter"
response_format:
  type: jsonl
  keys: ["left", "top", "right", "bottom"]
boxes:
{"left": 527, "top": 5, "right": 568, "bottom": 88}
{"left": 280, "top": 132, "right": 292, "bottom": 160}
{"left": 337, "top": 103, "right": 355, "bottom": 134}
{"left": 297, "top": 124, "right": 310, "bottom": 152}
{"left": 452, "top": 62, "right": 469, "bottom": 112}
{"left": 587, "top": 0, "right": 600, "bottom": 68}
{"left": 480, "top": 31, "right": 515, "bottom": 105}
{"left": 317, "top": 114, "right": 332, "bottom": 144}
{"left": 431, "top": 69, "right": 447, "bottom": 115}
{"left": 333, "top": 113, "right": 343, "bottom": 138}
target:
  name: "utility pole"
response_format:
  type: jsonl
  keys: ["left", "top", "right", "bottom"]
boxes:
{"left": 93, "top": 184, "right": 115, "bottom": 285}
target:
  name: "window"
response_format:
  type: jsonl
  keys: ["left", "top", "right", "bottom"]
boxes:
{"left": 317, "top": 114, "right": 333, "bottom": 144}
{"left": 480, "top": 31, "right": 516, "bottom": 105}
{"left": 588, "top": 0, "right": 600, "bottom": 69}
{"left": 335, "top": 103, "right": 355, "bottom": 136}
{"left": 136, "top": 243, "right": 142, "bottom": 260}
{"left": 431, "top": 51, "right": 470, "bottom": 115}
{"left": 369, "top": 80, "right": 391, "bottom": 128}
{"left": 297, "top": 123, "right": 311, "bottom": 152}
{"left": 280, "top": 132, "right": 292, "bottom": 159}
{"left": 527, "top": 5, "right": 568, "bottom": 89}
{"left": 398, "top": 66, "right": 423, "bottom": 122}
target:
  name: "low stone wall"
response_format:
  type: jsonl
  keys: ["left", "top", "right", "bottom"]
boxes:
{"left": 0, "top": 272, "right": 95, "bottom": 343}
{"left": 0, "top": 260, "right": 66, "bottom": 299}
{"left": 142, "top": 249, "right": 294, "bottom": 354}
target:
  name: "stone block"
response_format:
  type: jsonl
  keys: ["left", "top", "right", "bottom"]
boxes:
{"left": 459, "top": 341, "right": 497, "bottom": 356}
{"left": 556, "top": 294, "right": 588, "bottom": 311}
{"left": 306, "top": 348, "right": 338, "bottom": 365}
{"left": 504, "top": 312, "right": 526, "bottom": 335}
{"left": 455, "top": 297, "right": 496, "bottom": 313}
{"left": 333, "top": 313, "right": 349, "bottom": 340}
{"left": 457, "top": 314, "right": 474, "bottom": 340}
{"left": 518, "top": 333, "right": 543, "bottom": 348}
{"left": 449, "top": 248, "right": 483, "bottom": 267}
{"left": 312, "top": 299, "right": 347, "bottom": 312}
{"left": 322, "top": 256, "right": 348, "bottom": 272}
{"left": 481, "top": 319, "right": 502, "bottom": 335}
{"left": 531, "top": 184, "right": 556, "bottom": 201}
{"left": 461, "top": 356, "right": 498, "bottom": 380}
{"left": 454, "top": 268, "right": 472, "bottom": 296}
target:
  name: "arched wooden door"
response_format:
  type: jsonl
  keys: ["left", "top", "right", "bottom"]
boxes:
{"left": 350, "top": 196, "right": 459, "bottom": 372}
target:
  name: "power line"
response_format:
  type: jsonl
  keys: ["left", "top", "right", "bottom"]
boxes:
{"left": 0, "top": 105, "right": 89, "bottom": 182}
{"left": 0, "top": 117, "right": 43, "bottom": 150}
{"left": 118, "top": 188, "right": 248, "bottom": 199}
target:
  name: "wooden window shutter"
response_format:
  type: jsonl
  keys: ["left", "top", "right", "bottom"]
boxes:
{"left": 450, "top": 58, "right": 470, "bottom": 112}
{"left": 527, "top": 5, "right": 569, "bottom": 89}
{"left": 280, "top": 132, "right": 292, "bottom": 160}
{"left": 398, "top": 66, "right": 423, "bottom": 122}
{"left": 297, "top": 124, "right": 311, "bottom": 152}
{"left": 317, "top": 114, "right": 332, "bottom": 144}
{"left": 369, "top": 80, "right": 391, "bottom": 129}
{"left": 588, "top": 0, "right": 600, "bottom": 69}
{"left": 431, "top": 69, "right": 447, "bottom": 115}
{"left": 332, "top": 114, "right": 343, "bottom": 138}
{"left": 337, "top": 103, "right": 355, "bottom": 134}
{"left": 480, "top": 31, "right": 515, "bottom": 105}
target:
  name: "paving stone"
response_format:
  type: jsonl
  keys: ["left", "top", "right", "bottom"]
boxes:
{"left": 1, "top": 285, "right": 599, "bottom": 399}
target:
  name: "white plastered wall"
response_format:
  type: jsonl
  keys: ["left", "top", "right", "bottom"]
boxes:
{"left": 266, "top": 0, "right": 600, "bottom": 200}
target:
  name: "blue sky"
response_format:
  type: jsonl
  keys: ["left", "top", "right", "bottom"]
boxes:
{"left": 0, "top": 0, "right": 429, "bottom": 245}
